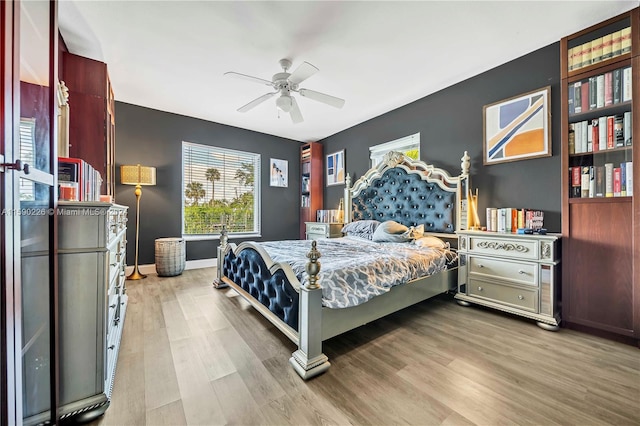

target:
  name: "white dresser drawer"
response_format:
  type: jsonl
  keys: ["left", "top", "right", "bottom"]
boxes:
{"left": 469, "top": 279, "right": 538, "bottom": 313}
{"left": 305, "top": 222, "right": 343, "bottom": 239}
{"left": 468, "top": 236, "right": 538, "bottom": 261}
{"left": 469, "top": 256, "right": 537, "bottom": 287}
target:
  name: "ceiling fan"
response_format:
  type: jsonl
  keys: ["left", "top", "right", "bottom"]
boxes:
{"left": 224, "top": 59, "right": 345, "bottom": 124}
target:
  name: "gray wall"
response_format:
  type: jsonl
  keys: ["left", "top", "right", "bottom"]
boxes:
{"left": 321, "top": 43, "right": 562, "bottom": 233}
{"left": 115, "top": 102, "right": 301, "bottom": 265}
{"left": 116, "top": 42, "right": 562, "bottom": 265}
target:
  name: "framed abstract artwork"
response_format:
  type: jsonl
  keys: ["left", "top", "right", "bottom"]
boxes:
{"left": 326, "top": 150, "right": 345, "bottom": 186}
{"left": 483, "top": 86, "right": 551, "bottom": 165}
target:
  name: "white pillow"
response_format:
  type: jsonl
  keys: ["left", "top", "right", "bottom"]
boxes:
{"left": 413, "top": 235, "right": 448, "bottom": 249}
{"left": 372, "top": 220, "right": 410, "bottom": 242}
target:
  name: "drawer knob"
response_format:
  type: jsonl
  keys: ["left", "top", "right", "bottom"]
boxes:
{"left": 108, "top": 345, "right": 115, "bottom": 350}
{"left": 477, "top": 264, "right": 484, "bottom": 268}
{"left": 109, "top": 303, "right": 116, "bottom": 309}
{"left": 477, "top": 286, "right": 483, "bottom": 291}
{"left": 518, "top": 295, "right": 524, "bottom": 300}
{"left": 518, "top": 269, "right": 525, "bottom": 274}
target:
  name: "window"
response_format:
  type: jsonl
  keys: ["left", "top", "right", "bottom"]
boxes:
{"left": 182, "top": 141, "right": 261, "bottom": 238}
{"left": 369, "top": 133, "right": 420, "bottom": 167}
{"left": 19, "top": 118, "right": 36, "bottom": 201}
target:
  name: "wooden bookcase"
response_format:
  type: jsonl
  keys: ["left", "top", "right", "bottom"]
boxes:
{"left": 62, "top": 52, "right": 116, "bottom": 198}
{"left": 560, "top": 7, "right": 639, "bottom": 343}
{"left": 300, "top": 142, "right": 323, "bottom": 239}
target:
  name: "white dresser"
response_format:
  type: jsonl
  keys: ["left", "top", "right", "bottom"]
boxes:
{"left": 305, "top": 222, "right": 344, "bottom": 240}
{"left": 455, "top": 230, "right": 561, "bottom": 330}
{"left": 57, "top": 202, "right": 128, "bottom": 422}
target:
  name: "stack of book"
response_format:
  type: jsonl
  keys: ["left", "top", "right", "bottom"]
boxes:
{"left": 569, "top": 66, "right": 632, "bottom": 115}
{"left": 58, "top": 157, "right": 102, "bottom": 202}
{"left": 316, "top": 209, "right": 343, "bottom": 223}
{"left": 570, "top": 111, "right": 632, "bottom": 154}
{"left": 568, "top": 26, "right": 631, "bottom": 71}
{"left": 485, "top": 208, "right": 544, "bottom": 233}
{"left": 570, "top": 161, "right": 633, "bottom": 198}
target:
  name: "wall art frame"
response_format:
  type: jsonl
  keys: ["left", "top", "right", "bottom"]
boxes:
{"left": 326, "top": 150, "right": 345, "bottom": 186}
{"left": 483, "top": 86, "right": 552, "bottom": 165}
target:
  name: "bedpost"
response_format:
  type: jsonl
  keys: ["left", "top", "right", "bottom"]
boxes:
{"left": 457, "top": 151, "right": 471, "bottom": 232}
{"left": 343, "top": 173, "right": 351, "bottom": 224}
{"left": 289, "top": 241, "right": 331, "bottom": 379}
{"left": 213, "top": 224, "right": 229, "bottom": 288}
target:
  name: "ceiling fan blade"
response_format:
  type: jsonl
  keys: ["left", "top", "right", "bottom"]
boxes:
{"left": 238, "top": 92, "right": 276, "bottom": 112}
{"left": 290, "top": 97, "right": 304, "bottom": 124}
{"left": 298, "top": 88, "right": 345, "bottom": 109}
{"left": 288, "top": 62, "right": 318, "bottom": 85}
{"left": 224, "top": 71, "right": 274, "bottom": 86}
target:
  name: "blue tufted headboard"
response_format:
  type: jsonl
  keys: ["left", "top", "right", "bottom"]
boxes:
{"left": 345, "top": 151, "right": 471, "bottom": 234}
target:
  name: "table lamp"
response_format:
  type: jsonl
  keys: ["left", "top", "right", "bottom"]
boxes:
{"left": 121, "top": 164, "right": 156, "bottom": 280}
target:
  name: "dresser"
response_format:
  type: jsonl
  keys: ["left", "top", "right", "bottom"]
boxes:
{"left": 455, "top": 230, "right": 561, "bottom": 330}
{"left": 57, "top": 202, "right": 128, "bottom": 422}
{"left": 305, "top": 222, "right": 343, "bottom": 240}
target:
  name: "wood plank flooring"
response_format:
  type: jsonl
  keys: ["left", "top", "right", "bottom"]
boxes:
{"left": 89, "top": 268, "right": 640, "bottom": 426}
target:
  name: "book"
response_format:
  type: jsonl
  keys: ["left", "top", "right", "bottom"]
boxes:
{"left": 613, "top": 167, "right": 621, "bottom": 197}
{"left": 571, "top": 166, "right": 582, "bottom": 198}
{"left": 604, "top": 72, "right": 613, "bottom": 106}
{"left": 612, "top": 30, "right": 622, "bottom": 57}
{"left": 589, "top": 166, "right": 596, "bottom": 198}
{"left": 605, "top": 163, "right": 614, "bottom": 197}
{"left": 582, "top": 41, "right": 592, "bottom": 68}
{"left": 587, "top": 122, "right": 593, "bottom": 152}
{"left": 591, "top": 37, "right": 604, "bottom": 64}
{"left": 568, "top": 124, "right": 575, "bottom": 154}
{"left": 595, "top": 165, "right": 605, "bottom": 197}
{"left": 581, "top": 80, "right": 589, "bottom": 112}
{"left": 589, "top": 76, "right": 597, "bottom": 110}
{"left": 613, "top": 68, "right": 622, "bottom": 104}
{"left": 620, "top": 162, "right": 626, "bottom": 197}
{"left": 58, "top": 157, "right": 84, "bottom": 201}
{"left": 601, "top": 33, "right": 613, "bottom": 60}
{"left": 581, "top": 120, "right": 588, "bottom": 152}
{"left": 574, "top": 81, "right": 582, "bottom": 113}
{"left": 568, "top": 83, "right": 574, "bottom": 114}
{"left": 568, "top": 46, "right": 575, "bottom": 71}
{"left": 486, "top": 208, "right": 497, "bottom": 232}
{"left": 626, "top": 161, "right": 633, "bottom": 195}
{"left": 624, "top": 111, "right": 632, "bottom": 146}
{"left": 596, "top": 74, "right": 605, "bottom": 108}
{"left": 598, "top": 116, "right": 607, "bottom": 151}
{"left": 498, "top": 208, "right": 507, "bottom": 233}
{"left": 621, "top": 27, "right": 632, "bottom": 54}
{"left": 511, "top": 209, "right": 518, "bottom": 233}
{"left": 622, "top": 67, "right": 632, "bottom": 102}
{"left": 581, "top": 166, "right": 590, "bottom": 198}
{"left": 614, "top": 114, "right": 624, "bottom": 147}
{"left": 607, "top": 116, "right": 615, "bottom": 149}
{"left": 591, "top": 119, "right": 599, "bottom": 152}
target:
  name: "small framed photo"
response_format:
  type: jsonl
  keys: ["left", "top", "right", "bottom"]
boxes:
{"left": 269, "top": 158, "right": 288, "bottom": 187}
{"left": 326, "top": 150, "right": 345, "bottom": 186}
{"left": 483, "top": 86, "right": 552, "bottom": 165}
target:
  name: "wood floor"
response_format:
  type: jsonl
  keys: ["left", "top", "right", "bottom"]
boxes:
{"left": 89, "top": 268, "right": 640, "bottom": 426}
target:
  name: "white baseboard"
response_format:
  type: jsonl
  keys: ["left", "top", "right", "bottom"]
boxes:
{"left": 125, "top": 258, "right": 217, "bottom": 275}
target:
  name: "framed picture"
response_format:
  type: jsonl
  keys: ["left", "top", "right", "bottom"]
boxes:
{"left": 269, "top": 158, "right": 288, "bottom": 187}
{"left": 326, "top": 150, "right": 345, "bottom": 186}
{"left": 483, "top": 86, "right": 551, "bottom": 165}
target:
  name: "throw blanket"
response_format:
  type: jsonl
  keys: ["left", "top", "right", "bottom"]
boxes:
{"left": 258, "top": 237, "right": 456, "bottom": 309}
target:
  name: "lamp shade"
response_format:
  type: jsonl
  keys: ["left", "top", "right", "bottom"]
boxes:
{"left": 121, "top": 164, "right": 156, "bottom": 186}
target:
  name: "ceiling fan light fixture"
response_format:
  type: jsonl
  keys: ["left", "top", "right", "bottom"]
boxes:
{"left": 276, "top": 94, "right": 293, "bottom": 113}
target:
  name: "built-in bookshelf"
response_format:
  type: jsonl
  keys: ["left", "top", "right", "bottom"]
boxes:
{"left": 560, "top": 7, "right": 639, "bottom": 343}
{"left": 299, "top": 142, "right": 323, "bottom": 239}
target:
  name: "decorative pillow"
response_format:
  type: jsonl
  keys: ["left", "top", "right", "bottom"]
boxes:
{"left": 341, "top": 220, "right": 381, "bottom": 239}
{"left": 414, "top": 235, "right": 448, "bottom": 249}
{"left": 372, "top": 220, "right": 411, "bottom": 243}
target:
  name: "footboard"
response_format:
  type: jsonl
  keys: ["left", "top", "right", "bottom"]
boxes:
{"left": 215, "top": 233, "right": 330, "bottom": 379}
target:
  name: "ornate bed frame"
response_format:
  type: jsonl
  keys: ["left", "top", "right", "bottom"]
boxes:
{"left": 214, "top": 151, "right": 471, "bottom": 379}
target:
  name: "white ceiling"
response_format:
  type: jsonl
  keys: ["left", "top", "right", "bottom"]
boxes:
{"left": 58, "top": 0, "right": 639, "bottom": 143}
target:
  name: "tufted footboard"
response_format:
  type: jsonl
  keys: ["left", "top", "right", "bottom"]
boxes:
{"left": 222, "top": 245, "right": 299, "bottom": 331}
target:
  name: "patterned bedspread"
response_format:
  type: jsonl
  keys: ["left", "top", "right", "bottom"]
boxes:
{"left": 257, "top": 237, "right": 456, "bottom": 309}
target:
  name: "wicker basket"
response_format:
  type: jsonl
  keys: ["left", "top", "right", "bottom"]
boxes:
{"left": 155, "top": 238, "right": 185, "bottom": 277}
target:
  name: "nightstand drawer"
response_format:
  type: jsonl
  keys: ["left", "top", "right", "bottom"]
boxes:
{"left": 469, "top": 256, "right": 537, "bottom": 286}
{"left": 307, "top": 223, "right": 330, "bottom": 234}
{"left": 468, "top": 236, "right": 538, "bottom": 261}
{"left": 469, "top": 279, "right": 538, "bottom": 312}
{"left": 305, "top": 222, "right": 343, "bottom": 239}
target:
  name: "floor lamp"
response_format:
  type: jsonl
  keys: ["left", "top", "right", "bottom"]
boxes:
{"left": 121, "top": 164, "right": 156, "bottom": 280}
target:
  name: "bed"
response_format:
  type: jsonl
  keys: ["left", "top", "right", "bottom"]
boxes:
{"left": 214, "top": 151, "right": 471, "bottom": 379}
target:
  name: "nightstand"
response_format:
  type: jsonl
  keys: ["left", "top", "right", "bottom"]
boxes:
{"left": 455, "top": 230, "right": 561, "bottom": 330}
{"left": 305, "top": 222, "right": 343, "bottom": 240}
